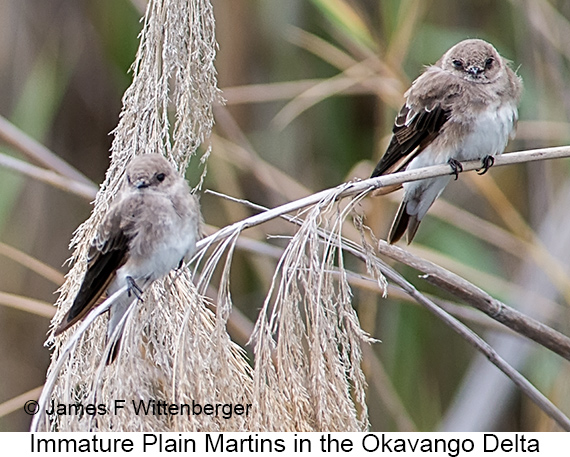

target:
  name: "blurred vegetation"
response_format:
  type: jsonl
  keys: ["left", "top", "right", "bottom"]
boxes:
{"left": 1, "top": 0, "right": 570, "bottom": 432}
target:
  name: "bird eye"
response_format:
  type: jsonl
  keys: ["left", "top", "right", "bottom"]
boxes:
{"left": 452, "top": 59, "right": 463, "bottom": 69}
{"left": 484, "top": 57, "right": 494, "bottom": 69}
{"left": 156, "top": 173, "right": 166, "bottom": 182}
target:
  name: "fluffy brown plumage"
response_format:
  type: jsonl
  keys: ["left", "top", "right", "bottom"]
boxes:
{"left": 371, "top": 39, "right": 522, "bottom": 244}
{"left": 55, "top": 154, "right": 202, "bottom": 363}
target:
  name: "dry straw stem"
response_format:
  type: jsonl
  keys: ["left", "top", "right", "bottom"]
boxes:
{"left": 371, "top": 254, "right": 570, "bottom": 431}
{"left": 0, "top": 241, "right": 64, "bottom": 285}
{"left": 0, "top": 386, "right": 43, "bottom": 419}
{"left": 222, "top": 79, "right": 376, "bottom": 105}
{"left": 199, "top": 145, "right": 570, "bottom": 251}
{"left": 0, "top": 114, "right": 97, "bottom": 200}
{"left": 213, "top": 105, "right": 310, "bottom": 200}
{"left": 0, "top": 292, "right": 55, "bottom": 319}
{"left": 411, "top": 197, "right": 570, "bottom": 317}
{"left": 376, "top": 240, "right": 570, "bottom": 361}
{"left": 273, "top": 27, "right": 403, "bottom": 128}
{"left": 0, "top": 114, "right": 93, "bottom": 186}
{"left": 465, "top": 173, "right": 570, "bottom": 305}
{"left": 0, "top": 152, "right": 97, "bottom": 201}
{"left": 272, "top": 55, "right": 388, "bottom": 130}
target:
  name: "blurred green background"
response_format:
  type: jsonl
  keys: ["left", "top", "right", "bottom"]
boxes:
{"left": 1, "top": 0, "right": 570, "bottom": 432}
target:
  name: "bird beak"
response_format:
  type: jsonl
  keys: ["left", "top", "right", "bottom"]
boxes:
{"left": 135, "top": 179, "right": 150, "bottom": 189}
{"left": 467, "top": 66, "right": 483, "bottom": 76}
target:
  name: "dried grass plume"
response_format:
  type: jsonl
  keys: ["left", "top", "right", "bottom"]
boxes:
{"left": 37, "top": 0, "right": 373, "bottom": 432}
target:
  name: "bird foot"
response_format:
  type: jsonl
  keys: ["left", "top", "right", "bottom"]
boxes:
{"left": 477, "top": 155, "right": 495, "bottom": 175}
{"left": 126, "top": 276, "right": 144, "bottom": 300}
{"left": 448, "top": 158, "right": 463, "bottom": 180}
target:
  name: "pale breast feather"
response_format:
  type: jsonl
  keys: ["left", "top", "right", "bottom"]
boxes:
{"left": 455, "top": 102, "right": 517, "bottom": 162}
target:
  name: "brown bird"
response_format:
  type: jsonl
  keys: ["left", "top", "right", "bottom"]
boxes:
{"left": 371, "top": 39, "right": 522, "bottom": 244}
{"left": 55, "top": 154, "right": 202, "bottom": 363}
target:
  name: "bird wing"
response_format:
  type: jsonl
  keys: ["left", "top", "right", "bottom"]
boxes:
{"left": 371, "top": 102, "right": 450, "bottom": 180}
{"left": 54, "top": 209, "right": 130, "bottom": 335}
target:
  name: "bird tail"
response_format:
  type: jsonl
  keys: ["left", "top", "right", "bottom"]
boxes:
{"left": 105, "top": 295, "right": 133, "bottom": 364}
{"left": 106, "top": 324, "right": 125, "bottom": 365}
{"left": 387, "top": 200, "right": 421, "bottom": 244}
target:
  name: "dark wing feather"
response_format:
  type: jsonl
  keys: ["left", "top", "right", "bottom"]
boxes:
{"left": 371, "top": 103, "right": 450, "bottom": 178}
{"left": 54, "top": 229, "right": 129, "bottom": 335}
